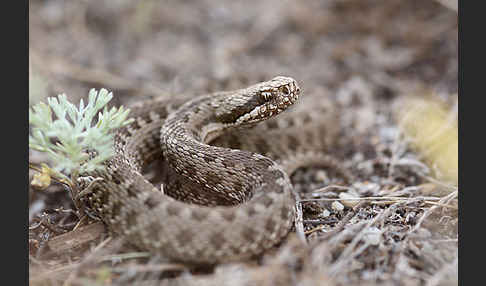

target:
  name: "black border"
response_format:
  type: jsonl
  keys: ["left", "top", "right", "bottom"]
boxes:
{"left": 6, "top": 0, "right": 29, "bottom": 285}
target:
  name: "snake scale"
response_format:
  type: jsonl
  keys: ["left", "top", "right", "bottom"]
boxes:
{"left": 82, "top": 76, "right": 345, "bottom": 264}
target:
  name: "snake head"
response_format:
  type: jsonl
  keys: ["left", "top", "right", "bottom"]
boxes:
{"left": 235, "top": 76, "right": 301, "bottom": 125}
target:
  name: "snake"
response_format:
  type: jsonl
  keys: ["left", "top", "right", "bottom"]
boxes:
{"left": 82, "top": 76, "right": 347, "bottom": 264}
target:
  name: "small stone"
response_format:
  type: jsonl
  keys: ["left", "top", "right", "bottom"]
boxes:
{"left": 353, "top": 181, "right": 380, "bottom": 194}
{"left": 321, "top": 209, "right": 331, "bottom": 217}
{"left": 314, "top": 170, "right": 328, "bottom": 182}
{"left": 364, "top": 227, "right": 381, "bottom": 245}
{"left": 339, "top": 192, "right": 360, "bottom": 208}
{"left": 331, "top": 201, "right": 344, "bottom": 212}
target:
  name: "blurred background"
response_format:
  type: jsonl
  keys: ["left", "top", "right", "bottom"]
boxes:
{"left": 29, "top": 0, "right": 457, "bottom": 104}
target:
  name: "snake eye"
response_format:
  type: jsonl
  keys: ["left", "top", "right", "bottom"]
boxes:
{"left": 281, "top": 86, "right": 291, "bottom": 96}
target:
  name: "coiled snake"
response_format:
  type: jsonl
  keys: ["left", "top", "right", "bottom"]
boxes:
{"left": 83, "top": 76, "right": 343, "bottom": 264}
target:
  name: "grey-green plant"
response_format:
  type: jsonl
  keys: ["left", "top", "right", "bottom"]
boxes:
{"left": 29, "top": 88, "right": 134, "bottom": 184}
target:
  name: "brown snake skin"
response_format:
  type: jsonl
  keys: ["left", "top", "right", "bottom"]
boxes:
{"left": 82, "top": 76, "right": 345, "bottom": 264}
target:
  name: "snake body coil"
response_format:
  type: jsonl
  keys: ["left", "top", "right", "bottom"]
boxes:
{"left": 84, "top": 77, "right": 304, "bottom": 264}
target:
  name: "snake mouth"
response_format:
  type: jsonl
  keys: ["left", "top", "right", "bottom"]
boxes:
{"left": 236, "top": 76, "right": 301, "bottom": 124}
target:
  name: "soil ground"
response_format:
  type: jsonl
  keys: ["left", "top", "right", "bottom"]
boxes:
{"left": 29, "top": 1, "right": 458, "bottom": 285}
